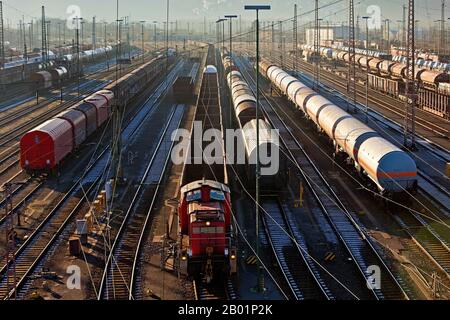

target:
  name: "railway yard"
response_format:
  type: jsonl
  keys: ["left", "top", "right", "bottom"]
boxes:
{"left": 0, "top": 0, "right": 449, "bottom": 307}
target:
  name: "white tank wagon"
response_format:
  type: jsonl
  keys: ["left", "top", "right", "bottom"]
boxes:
{"left": 259, "top": 59, "right": 418, "bottom": 195}
{"left": 222, "top": 53, "right": 285, "bottom": 189}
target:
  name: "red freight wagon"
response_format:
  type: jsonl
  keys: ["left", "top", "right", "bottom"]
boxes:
{"left": 96, "top": 90, "right": 114, "bottom": 104}
{"left": 73, "top": 102, "right": 98, "bottom": 136}
{"left": 84, "top": 93, "right": 110, "bottom": 127}
{"left": 20, "top": 118, "right": 74, "bottom": 170}
{"left": 56, "top": 109, "right": 87, "bottom": 147}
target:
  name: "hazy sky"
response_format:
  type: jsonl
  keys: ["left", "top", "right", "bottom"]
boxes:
{"left": 1, "top": 0, "right": 445, "bottom": 27}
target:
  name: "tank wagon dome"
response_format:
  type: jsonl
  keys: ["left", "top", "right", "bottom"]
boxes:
{"left": 203, "top": 65, "right": 217, "bottom": 74}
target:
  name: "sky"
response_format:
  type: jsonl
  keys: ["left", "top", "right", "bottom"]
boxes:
{"left": 1, "top": 0, "right": 446, "bottom": 28}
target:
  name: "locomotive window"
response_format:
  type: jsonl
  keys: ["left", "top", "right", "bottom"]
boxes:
{"left": 186, "top": 190, "right": 201, "bottom": 202}
{"left": 210, "top": 190, "right": 225, "bottom": 201}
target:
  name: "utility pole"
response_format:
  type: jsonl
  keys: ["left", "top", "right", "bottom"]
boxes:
{"left": 81, "top": 20, "right": 85, "bottom": 51}
{"left": 165, "top": 0, "right": 169, "bottom": 88}
{"left": 153, "top": 21, "right": 157, "bottom": 51}
{"left": 356, "top": 15, "right": 360, "bottom": 45}
{"left": 222, "top": 19, "right": 225, "bottom": 52}
{"left": 29, "top": 20, "right": 33, "bottom": 52}
{"left": 204, "top": 16, "right": 206, "bottom": 42}
{"left": 347, "top": 0, "right": 357, "bottom": 113}
{"left": 404, "top": 0, "right": 417, "bottom": 150}
{"left": 271, "top": 22, "right": 274, "bottom": 57}
{"left": 104, "top": 21, "right": 109, "bottom": 70}
{"left": 363, "top": 16, "right": 370, "bottom": 124}
{"left": 46, "top": 21, "right": 51, "bottom": 59}
{"left": 92, "top": 16, "right": 96, "bottom": 51}
{"left": 112, "top": 0, "right": 123, "bottom": 186}
{"left": 126, "top": 17, "right": 131, "bottom": 60}
{"left": 293, "top": 4, "right": 298, "bottom": 73}
{"left": 58, "top": 22, "right": 61, "bottom": 58}
{"left": 245, "top": 3, "right": 271, "bottom": 295}
{"left": 440, "top": 0, "right": 446, "bottom": 55}
{"left": 225, "top": 15, "right": 237, "bottom": 128}
{"left": 279, "top": 21, "right": 283, "bottom": 69}
{"left": 41, "top": 6, "right": 47, "bottom": 65}
{"left": 73, "top": 17, "right": 83, "bottom": 96}
{"left": 140, "top": 21, "right": 145, "bottom": 64}
{"left": 63, "top": 20, "right": 65, "bottom": 46}
{"left": 384, "top": 19, "right": 391, "bottom": 52}
{"left": 0, "top": 1, "right": 4, "bottom": 70}
{"left": 402, "top": 5, "right": 406, "bottom": 50}
{"left": 313, "top": 0, "right": 320, "bottom": 91}
{"left": 22, "top": 20, "right": 27, "bottom": 63}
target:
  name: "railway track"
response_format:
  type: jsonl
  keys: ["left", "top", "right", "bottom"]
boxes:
{"left": 98, "top": 105, "right": 184, "bottom": 300}
{"left": 193, "top": 277, "right": 237, "bottom": 300}
{"left": 394, "top": 210, "right": 450, "bottom": 280}
{"left": 237, "top": 57, "right": 410, "bottom": 300}
{"left": 0, "top": 60, "right": 184, "bottom": 300}
{"left": 260, "top": 197, "right": 332, "bottom": 300}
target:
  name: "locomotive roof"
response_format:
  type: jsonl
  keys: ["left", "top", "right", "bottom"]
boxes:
{"left": 181, "top": 180, "right": 230, "bottom": 194}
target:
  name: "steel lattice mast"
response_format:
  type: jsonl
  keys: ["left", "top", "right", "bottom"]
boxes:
{"left": 293, "top": 4, "right": 298, "bottom": 72}
{"left": 313, "top": 0, "right": 320, "bottom": 91}
{"left": 0, "top": 1, "right": 5, "bottom": 70}
{"left": 404, "top": 0, "right": 417, "bottom": 149}
{"left": 440, "top": 0, "right": 446, "bottom": 55}
{"left": 347, "top": 0, "right": 356, "bottom": 112}
{"left": 41, "top": 6, "right": 47, "bottom": 65}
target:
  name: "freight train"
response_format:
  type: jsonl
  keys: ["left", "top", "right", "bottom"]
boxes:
{"left": 29, "top": 66, "right": 69, "bottom": 90}
{"left": 300, "top": 45, "right": 450, "bottom": 119}
{"left": 221, "top": 50, "right": 285, "bottom": 190}
{"left": 302, "top": 44, "right": 450, "bottom": 72}
{"left": 259, "top": 58, "right": 418, "bottom": 197}
{"left": 2, "top": 46, "right": 113, "bottom": 70}
{"left": 301, "top": 44, "right": 450, "bottom": 90}
{"left": 178, "top": 46, "right": 236, "bottom": 282}
{"left": 172, "top": 62, "right": 200, "bottom": 102}
{"left": 20, "top": 55, "right": 167, "bottom": 173}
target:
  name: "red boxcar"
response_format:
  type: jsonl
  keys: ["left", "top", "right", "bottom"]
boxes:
{"left": 20, "top": 118, "right": 73, "bottom": 170}
{"left": 56, "top": 109, "right": 87, "bottom": 147}
{"left": 73, "top": 102, "right": 98, "bottom": 136}
{"left": 84, "top": 93, "right": 111, "bottom": 127}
